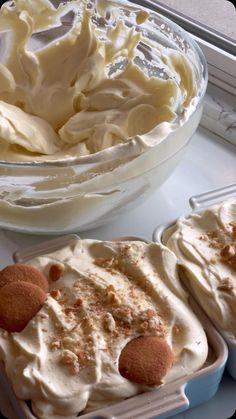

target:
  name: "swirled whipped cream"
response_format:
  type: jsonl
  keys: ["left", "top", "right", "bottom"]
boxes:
{"left": 0, "top": 239, "right": 208, "bottom": 418}
{"left": 165, "top": 198, "right": 236, "bottom": 344}
{"left": 0, "top": 0, "right": 200, "bottom": 162}
{"left": 0, "top": 0, "right": 205, "bottom": 233}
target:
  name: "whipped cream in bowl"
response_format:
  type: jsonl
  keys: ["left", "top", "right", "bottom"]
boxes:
{"left": 0, "top": 0, "right": 208, "bottom": 233}
{"left": 0, "top": 238, "right": 209, "bottom": 418}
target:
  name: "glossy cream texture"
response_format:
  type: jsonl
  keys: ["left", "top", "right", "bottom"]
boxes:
{"left": 0, "top": 0, "right": 204, "bottom": 233}
{"left": 0, "top": 240, "right": 208, "bottom": 418}
{"left": 165, "top": 199, "right": 236, "bottom": 343}
{"left": 0, "top": 0, "right": 199, "bottom": 161}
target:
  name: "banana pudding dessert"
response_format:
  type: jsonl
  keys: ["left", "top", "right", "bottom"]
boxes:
{"left": 165, "top": 198, "right": 236, "bottom": 344}
{"left": 0, "top": 238, "right": 208, "bottom": 418}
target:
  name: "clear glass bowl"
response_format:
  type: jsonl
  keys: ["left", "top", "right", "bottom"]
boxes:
{"left": 0, "top": 0, "right": 208, "bottom": 234}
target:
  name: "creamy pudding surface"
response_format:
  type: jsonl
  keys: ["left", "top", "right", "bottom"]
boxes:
{"left": 0, "top": 0, "right": 205, "bottom": 233}
{"left": 0, "top": 0, "right": 200, "bottom": 162}
{"left": 0, "top": 239, "right": 208, "bottom": 418}
{"left": 166, "top": 198, "right": 236, "bottom": 343}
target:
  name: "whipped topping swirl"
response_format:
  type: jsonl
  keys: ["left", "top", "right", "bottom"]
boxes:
{"left": 0, "top": 0, "right": 205, "bottom": 233}
{"left": 0, "top": 0, "right": 200, "bottom": 162}
{"left": 0, "top": 239, "right": 208, "bottom": 418}
{"left": 165, "top": 198, "right": 236, "bottom": 344}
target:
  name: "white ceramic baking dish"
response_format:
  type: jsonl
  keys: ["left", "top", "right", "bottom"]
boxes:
{"left": 153, "top": 183, "right": 236, "bottom": 380}
{"left": 0, "top": 234, "right": 228, "bottom": 419}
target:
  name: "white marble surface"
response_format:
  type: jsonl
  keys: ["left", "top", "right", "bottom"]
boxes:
{"left": 156, "top": 0, "right": 236, "bottom": 40}
{"left": 0, "top": 126, "right": 235, "bottom": 419}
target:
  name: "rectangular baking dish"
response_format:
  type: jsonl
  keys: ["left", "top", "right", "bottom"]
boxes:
{"left": 0, "top": 234, "right": 228, "bottom": 419}
{"left": 153, "top": 183, "right": 236, "bottom": 380}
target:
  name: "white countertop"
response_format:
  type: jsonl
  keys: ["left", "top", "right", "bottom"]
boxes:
{"left": 0, "top": 124, "right": 235, "bottom": 419}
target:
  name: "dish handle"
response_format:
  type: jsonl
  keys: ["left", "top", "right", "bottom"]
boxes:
{"left": 81, "top": 384, "right": 189, "bottom": 419}
{"left": 189, "top": 183, "right": 236, "bottom": 212}
{"left": 13, "top": 234, "right": 80, "bottom": 263}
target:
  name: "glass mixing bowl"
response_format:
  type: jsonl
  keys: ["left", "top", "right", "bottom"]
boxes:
{"left": 0, "top": 0, "right": 207, "bottom": 234}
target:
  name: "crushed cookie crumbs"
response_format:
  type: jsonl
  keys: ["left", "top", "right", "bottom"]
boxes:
{"left": 49, "top": 263, "right": 65, "bottom": 282}
{"left": 220, "top": 243, "right": 236, "bottom": 270}
{"left": 49, "top": 340, "right": 61, "bottom": 351}
{"left": 217, "top": 277, "right": 234, "bottom": 292}
{"left": 50, "top": 289, "right": 61, "bottom": 300}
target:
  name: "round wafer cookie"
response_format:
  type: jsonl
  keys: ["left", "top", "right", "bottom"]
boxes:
{"left": 118, "top": 336, "right": 173, "bottom": 385}
{"left": 0, "top": 263, "right": 48, "bottom": 292}
{"left": 0, "top": 281, "right": 46, "bottom": 333}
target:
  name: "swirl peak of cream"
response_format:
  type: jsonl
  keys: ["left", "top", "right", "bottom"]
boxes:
{"left": 0, "top": 0, "right": 199, "bottom": 162}
{"left": 165, "top": 198, "right": 236, "bottom": 343}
